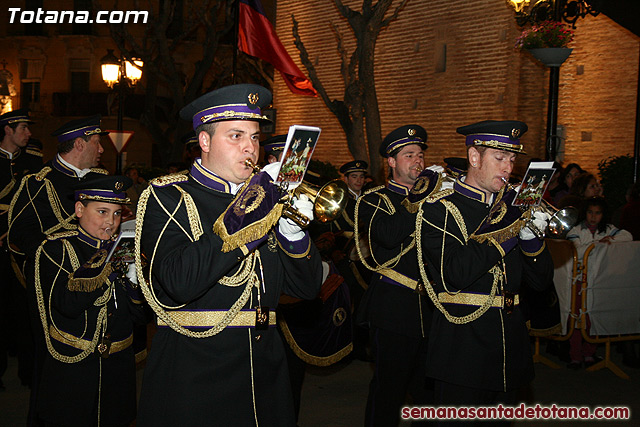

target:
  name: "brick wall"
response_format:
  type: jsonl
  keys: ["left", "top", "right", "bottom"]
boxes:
{"left": 274, "top": 0, "right": 639, "bottom": 180}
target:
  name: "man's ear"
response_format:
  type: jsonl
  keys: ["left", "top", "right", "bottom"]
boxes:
{"left": 73, "top": 137, "right": 85, "bottom": 152}
{"left": 387, "top": 156, "right": 396, "bottom": 170}
{"left": 198, "top": 131, "right": 210, "bottom": 153}
{"left": 4, "top": 125, "right": 13, "bottom": 136}
{"left": 75, "top": 201, "right": 85, "bottom": 218}
{"left": 468, "top": 147, "right": 480, "bottom": 168}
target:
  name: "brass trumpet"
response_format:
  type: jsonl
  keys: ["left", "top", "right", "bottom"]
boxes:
{"left": 282, "top": 180, "right": 350, "bottom": 228}
{"left": 501, "top": 177, "right": 577, "bottom": 238}
{"left": 245, "top": 159, "right": 349, "bottom": 228}
{"left": 529, "top": 199, "right": 578, "bottom": 238}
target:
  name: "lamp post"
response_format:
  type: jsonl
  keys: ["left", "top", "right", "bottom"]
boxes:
{"left": 507, "top": 0, "right": 598, "bottom": 161}
{"left": 100, "top": 49, "right": 143, "bottom": 174}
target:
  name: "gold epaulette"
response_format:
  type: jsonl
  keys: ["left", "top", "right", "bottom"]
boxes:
{"left": 34, "top": 166, "right": 52, "bottom": 181}
{"left": 90, "top": 168, "right": 109, "bottom": 175}
{"left": 426, "top": 188, "right": 455, "bottom": 203}
{"left": 26, "top": 147, "right": 43, "bottom": 157}
{"left": 403, "top": 188, "right": 453, "bottom": 213}
{"left": 151, "top": 172, "right": 189, "bottom": 188}
{"left": 47, "top": 230, "right": 79, "bottom": 241}
{"left": 363, "top": 185, "right": 386, "bottom": 196}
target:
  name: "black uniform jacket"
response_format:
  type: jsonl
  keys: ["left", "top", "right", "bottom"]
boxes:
{"left": 8, "top": 155, "right": 108, "bottom": 259}
{"left": 136, "top": 161, "right": 323, "bottom": 427}
{"left": 356, "top": 181, "right": 432, "bottom": 338}
{"left": 35, "top": 228, "right": 145, "bottom": 426}
{"left": 419, "top": 178, "right": 553, "bottom": 392}
{"left": 0, "top": 142, "right": 42, "bottom": 235}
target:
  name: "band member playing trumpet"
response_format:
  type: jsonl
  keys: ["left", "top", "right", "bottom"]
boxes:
{"left": 33, "top": 175, "right": 145, "bottom": 427}
{"left": 135, "top": 84, "right": 322, "bottom": 427}
{"left": 355, "top": 124, "right": 435, "bottom": 426}
{"left": 408, "top": 120, "right": 553, "bottom": 417}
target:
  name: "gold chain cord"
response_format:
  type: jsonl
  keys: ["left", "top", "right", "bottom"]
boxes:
{"left": 34, "top": 240, "right": 112, "bottom": 363}
{"left": 415, "top": 197, "right": 509, "bottom": 390}
{"left": 134, "top": 185, "right": 261, "bottom": 339}
{"left": 415, "top": 201, "right": 502, "bottom": 324}
{"left": 8, "top": 172, "right": 76, "bottom": 252}
{"left": 353, "top": 187, "right": 414, "bottom": 272}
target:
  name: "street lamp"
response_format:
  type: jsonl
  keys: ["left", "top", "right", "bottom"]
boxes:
{"left": 507, "top": 0, "right": 598, "bottom": 161}
{"left": 100, "top": 49, "right": 143, "bottom": 174}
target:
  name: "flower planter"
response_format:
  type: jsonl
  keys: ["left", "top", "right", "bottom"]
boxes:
{"left": 527, "top": 47, "right": 573, "bottom": 67}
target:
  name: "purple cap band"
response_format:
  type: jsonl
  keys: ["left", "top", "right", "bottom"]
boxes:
{"left": 193, "top": 103, "right": 267, "bottom": 130}
{"left": 57, "top": 126, "right": 104, "bottom": 143}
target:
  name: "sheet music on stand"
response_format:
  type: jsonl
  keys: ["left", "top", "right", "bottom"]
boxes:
{"left": 106, "top": 219, "right": 136, "bottom": 264}
{"left": 512, "top": 161, "right": 556, "bottom": 207}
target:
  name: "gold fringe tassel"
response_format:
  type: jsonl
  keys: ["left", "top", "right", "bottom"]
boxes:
{"left": 213, "top": 204, "right": 284, "bottom": 253}
{"left": 67, "top": 263, "right": 113, "bottom": 292}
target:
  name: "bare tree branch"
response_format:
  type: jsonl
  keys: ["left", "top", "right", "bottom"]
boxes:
{"left": 293, "top": 0, "right": 410, "bottom": 181}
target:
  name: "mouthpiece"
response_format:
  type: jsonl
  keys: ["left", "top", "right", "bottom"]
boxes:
{"left": 501, "top": 177, "right": 508, "bottom": 183}
{"left": 105, "top": 227, "right": 112, "bottom": 234}
{"left": 244, "top": 158, "right": 260, "bottom": 172}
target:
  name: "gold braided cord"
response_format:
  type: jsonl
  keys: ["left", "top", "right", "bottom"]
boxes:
{"left": 7, "top": 170, "right": 76, "bottom": 250}
{"left": 43, "top": 179, "right": 75, "bottom": 233}
{"left": 8, "top": 173, "right": 41, "bottom": 249}
{"left": 174, "top": 186, "right": 204, "bottom": 241}
{"left": 278, "top": 318, "right": 353, "bottom": 366}
{"left": 0, "top": 178, "right": 15, "bottom": 200}
{"left": 134, "top": 184, "right": 262, "bottom": 338}
{"left": 34, "top": 240, "right": 111, "bottom": 364}
{"left": 415, "top": 201, "right": 502, "bottom": 325}
{"left": 440, "top": 200, "right": 469, "bottom": 241}
{"left": 353, "top": 187, "right": 414, "bottom": 273}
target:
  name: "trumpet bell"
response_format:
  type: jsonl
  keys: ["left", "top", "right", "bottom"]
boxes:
{"left": 547, "top": 207, "right": 578, "bottom": 237}
{"left": 295, "top": 179, "right": 350, "bottom": 223}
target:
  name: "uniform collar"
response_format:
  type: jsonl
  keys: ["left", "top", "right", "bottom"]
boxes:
{"left": 52, "top": 155, "right": 92, "bottom": 178}
{"left": 77, "top": 227, "right": 107, "bottom": 249}
{"left": 387, "top": 180, "right": 410, "bottom": 196}
{"left": 190, "top": 158, "right": 244, "bottom": 194}
{"left": 454, "top": 177, "right": 490, "bottom": 204}
{"left": 348, "top": 188, "right": 361, "bottom": 200}
{"left": 0, "top": 146, "right": 19, "bottom": 160}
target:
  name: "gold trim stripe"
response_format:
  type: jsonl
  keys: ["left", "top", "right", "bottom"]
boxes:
{"left": 156, "top": 310, "right": 276, "bottom": 328}
{"left": 200, "top": 111, "right": 267, "bottom": 123}
{"left": 438, "top": 292, "right": 519, "bottom": 308}
{"left": 50, "top": 326, "right": 133, "bottom": 355}
{"left": 473, "top": 139, "right": 525, "bottom": 153}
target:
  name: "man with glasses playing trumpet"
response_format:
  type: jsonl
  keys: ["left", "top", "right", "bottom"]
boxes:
{"left": 135, "top": 84, "right": 323, "bottom": 426}
{"left": 405, "top": 120, "right": 554, "bottom": 416}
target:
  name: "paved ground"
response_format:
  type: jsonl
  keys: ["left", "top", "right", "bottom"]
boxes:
{"left": 1, "top": 339, "right": 638, "bottom": 426}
